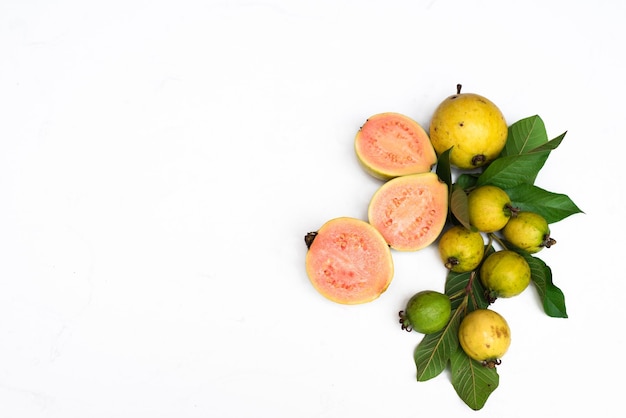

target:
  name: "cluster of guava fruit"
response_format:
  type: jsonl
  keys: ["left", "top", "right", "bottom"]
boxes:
{"left": 304, "top": 84, "right": 579, "bottom": 410}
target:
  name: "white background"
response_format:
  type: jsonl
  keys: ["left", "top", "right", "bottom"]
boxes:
{"left": 1, "top": 0, "right": 624, "bottom": 416}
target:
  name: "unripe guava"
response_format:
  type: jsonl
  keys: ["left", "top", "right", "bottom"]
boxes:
{"left": 429, "top": 85, "right": 508, "bottom": 170}
{"left": 438, "top": 225, "right": 485, "bottom": 273}
{"left": 399, "top": 290, "right": 451, "bottom": 334}
{"left": 305, "top": 217, "right": 394, "bottom": 305}
{"left": 458, "top": 308, "right": 511, "bottom": 367}
{"left": 467, "top": 185, "right": 516, "bottom": 233}
{"left": 355, "top": 112, "right": 437, "bottom": 180}
{"left": 479, "top": 250, "right": 531, "bottom": 299}
{"left": 502, "top": 211, "right": 556, "bottom": 253}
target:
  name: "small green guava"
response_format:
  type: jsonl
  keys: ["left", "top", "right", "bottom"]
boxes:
{"left": 458, "top": 308, "right": 511, "bottom": 368}
{"left": 502, "top": 211, "right": 556, "bottom": 253}
{"left": 467, "top": 185, "right": 517, "bottom": 233}
{"left": 438, "top": 225, "right": 485, "bottom": 273}
{"left": 479, "top": 250, "right": 531, "bottom": 300}
{"left": 399, "top": 290, "right": 451, "bottom": 334}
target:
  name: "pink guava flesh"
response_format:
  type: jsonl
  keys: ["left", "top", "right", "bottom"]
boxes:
{"left": 355, "top": 113, "right": 437, "bottom": 180}
{"left": 305, "top": 217, "right": 394, "bottom": 305}
{"left": 368, "top": 172, "right": 448, "bottom": 251}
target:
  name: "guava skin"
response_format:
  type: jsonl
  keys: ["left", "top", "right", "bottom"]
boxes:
{"left": 458, "top": 309, "right": 511, "bottom": 365}
{"left": 502, "top": 211, "right": 556, "bottom": 253}
{"left": 399, "top": 290, "right": 452, "bottom": 334}
{"left": 429, "top": 85, "right": 508, "bottom": 170}
{"left": 467, "top": 185, "right": 515, "bottom": 233}
{"left": 438, "top": 225, "right": 485, "bottom": 273}
{"left": 479, "top": 250, "right": 531, "bottom": 299}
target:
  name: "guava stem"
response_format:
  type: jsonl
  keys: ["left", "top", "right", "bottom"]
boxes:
{"left": 456, "top": 84, "right": 462, "bottom": 94}
{"left": 488, "top": 232, "right": 509, "bottom": 251}
{"left": 543, "top": 235, "right": 557, "bottom": 248}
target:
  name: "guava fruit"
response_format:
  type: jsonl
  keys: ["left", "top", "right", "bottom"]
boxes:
{"left": 429, "top": 84, "right": 508, "bottom": 170}
{"left": 479, "top": 250, "right": 531, "bottom": 299}
{"left": 438, "top": 225, "right": 485, "bottom": 273}
{"left": 467, "top": 185, "right": 517, "bottom": 233}
{"left": 399, "top": 290, "right": 452, "bottom": 334}
{"left": 458, "top": 308, "right": 511, "bottom": 367}
{"left": 355, "top": 112, "right": 438, "bottom": 180}
{"left": 368, "top": 172, "right": 448, "bottom": 251}
{"left": 304, "top": 217, "right": 394, "bottom": 305}
{"left": 502, "top": 211, "right": 556, "bottom": 253}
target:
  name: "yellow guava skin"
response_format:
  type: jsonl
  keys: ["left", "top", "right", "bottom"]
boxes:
{"left": 401, "top": 290, "right": 452, "bottom": 334}
{"left": 429, "top": 88, "right": 508, "bottom": 170}
{"left": 467, "top": 185, "right": 513, "bottom": 233}
{"left": 458, "top": 308, "right": 511, "bottom": 363}
{"left": 479, "top": 250, "right": 531, "bottom": 298}
{"left": 438, "top": 225, "right": 485, "bottom": 273}
{"left": 502, "top": 211, "right": 553, "bottom": 253}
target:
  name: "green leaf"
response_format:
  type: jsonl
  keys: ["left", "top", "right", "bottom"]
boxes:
{"left": 476, "top": 151, "right": 551, "bottom": 189}
{"left": 450, "top": 185, "right": 471, "bottom": 230}
{"left": 413, "top": 308, "right": 462, "bottom": 381}
{"left": 456, "top": 173, "right": 479, "bottom": 190}
{"left": 506, "top": 183, "right": 584, "bottom": 224}
{"left": 445, "top": 265, "right": 490, "bottom": 312}
{"left": 501, "top": 115, "right": 548, "bottom": 157}
{"left": 531, "top": 130, "right": 567, "bottom": 154}
{"left": 450, "top": 344, "right": 499, "bottom": 410}
{"left": 436, "top": 147, "right": 453, "bottom": 190}
{"left": 517, "top": 252, "right": 568, "bottom": 318}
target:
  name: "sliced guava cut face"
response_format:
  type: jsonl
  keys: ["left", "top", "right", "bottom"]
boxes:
{"left": 305, "top": 217, "right": 394, "bottom": 305}
{"left": 355, "top": 112, "right": 437, "bottom": 180}
{"left": 368, "top": 172, "right": 448, "bottom": 251}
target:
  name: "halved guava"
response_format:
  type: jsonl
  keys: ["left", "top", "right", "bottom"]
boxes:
{"left": 305, "top": 217, "right": 394, "bottom": 305}
{"left": 355, "top": 112, "right": 437, "bottom": 180}
{"left": 368, "top": 172, "right": 448, "bottom": 251}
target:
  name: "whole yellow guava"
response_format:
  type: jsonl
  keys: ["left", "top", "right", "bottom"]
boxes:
{"left": 479, "top": 250, "right": 531, "bottom": 299}
{"left": 438, "top": 225, "right": 485, "bottom": 273}
{"left": 458, "top": 308, "right": 511, "bottom": 367}
{"left": 502, "top": 211, "right": 556, "bottom": 253}
{"left": 429, "top": 85, "right": 508, "bottom": 170}
{"left": 467, "top": 185, "right": 515, "bottom": 233}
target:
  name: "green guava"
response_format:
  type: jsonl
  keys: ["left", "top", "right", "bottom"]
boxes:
{"left": 438, "top": 225, "right": 485, "bottom": 273}
{"left": 355, "top": 112, "right": 437, "bottom": 180}
{"left": 467, "top": 185, "right": 516, "bottom": 233}
{"left": 429, "top": 84, "right": 508, "bottom": 170}
{"left": 458, "top": 308, "right": 511, "bottom": 367}
{"left": 502, "top": 211, "right": 556, "bottom": 253}
{"left": 368, "top": 172, "right": 448, "bottom": 251}
{"left": 479, "top": 250, "right": 531, "bottom": 299}
{"left": 399, "top": 290, "right": 452, "bottom": 334}
{"left": 305, "top": 217, "right": 394, "bottom": 305}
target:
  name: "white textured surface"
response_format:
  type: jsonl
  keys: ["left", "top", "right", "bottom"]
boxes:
{"left": 1, "top": 0, "right": 623, "bottom": 416}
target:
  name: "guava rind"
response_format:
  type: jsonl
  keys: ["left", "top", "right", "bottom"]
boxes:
{"left": 368, "top": 172, "right": 448, "bottom": 251}
{"left": 429, "top": 92, "right": 507, "bottom": 170}
{"left": 403, "top": 290, "right": 452, "bottom": 334}
{"left": 355, "top": 112, "right": 437, "bottom": 180}
{"left": 305, "top": 217, "right": 394, "bottom": 305}
{"left": 479, "top": 250, "right": 531, "bottom": 298}
{"left": 458, "top": 309, "right": 511, "bottom": 362}
{"left": 438, "top": 225, "right": 485, "bottom": 273}
{"left": 502, "top": 211, "right": 552, "bottom": 253}
{"left": 467, "top": 185, "right": 512, "bottom": 233}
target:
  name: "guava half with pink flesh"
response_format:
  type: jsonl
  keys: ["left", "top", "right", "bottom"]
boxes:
{"left": 368, "top": 172, "right": 448, "bottom": 251}
{"left": 355, "top": 112, "right": 437, "bottom": 180}
{"left": 305, "top": 217, "right": 394, "bottom": 305}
